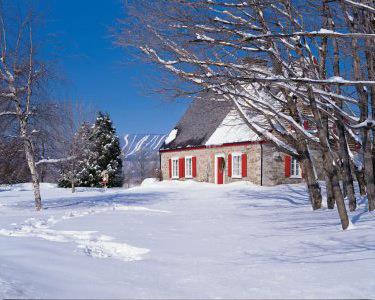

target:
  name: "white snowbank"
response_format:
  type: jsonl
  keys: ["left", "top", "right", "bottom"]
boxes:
{"left": 0, "top": 181, "right": 374, "bottom": 299}
{"left": 79, "top": 240, "right": 149, "bottom": 261}
{"left": 141, "top": 178, "right": 159, "bottom": 186}
{"left": 0, "top": 207, "right": 152, "bottom": 262}
{"left": 113, "top": 205, "right": 170, "bottom": 214}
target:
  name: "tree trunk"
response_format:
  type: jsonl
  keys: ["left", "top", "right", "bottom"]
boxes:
{"left": 71, "top": 160, "right": 76, "bottom": 193}
{"left": 319, "top": 105, "right": 335, "bottom": 209}
{"left": 298, "top": 143, "right": 322, "bottom": 210}
{"left": 364, "top": 13, "right": 375, "bottom": 211}
{"left": 342, "top": 177, "right": 347, "bottom": 198}
{"left": 71, "top": 179, "right": 76, "bottom": 193}
{"left": 327, "top": 11, "right": 357, "bottom": 211}
{"left": 321, "top": 148, "right": 349, "bottom": 229}
{"left": 337, "top": 123, "right": 357, "bottom": 211}
{"left": 39, "top": 141, "right": 46, "bottom": 183}
{"left": 308, "top": 89, "right": 349, "bottom": 229}
{"left": 345, "top": 7, "right": 375, "bottom": 211}
{"left": 20, "top": 119, "right": 42, "bottom": 211}
{"left": 24, "top": 138, "right": 42, "bottom": 211}
{"left": 329, "top": 170, "right": 349, "bottom": 229}
{"left": 353, "top": 165, "right": 366, "bottom": 196}
{"left": 363, "top": 129, "right": 375, "bottom": 211}
{"left": 325, "top": 174, "right": 335, "bottom": 209}
{"left": 285, "top": 92, "right": 322, "bottom": 210}
{"left": 301, "top": 159, "right": 322, "bottom": 210}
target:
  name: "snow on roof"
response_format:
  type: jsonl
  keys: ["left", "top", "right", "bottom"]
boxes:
{"left": 160, "top": 85, "right": 274, "bottom": 150}
{"left": 205, "top": 109, "right": 261, "bottom": 146}
{"left": 160, "top": 95, "right": 232, "bottom": 150}
{"left": 165, "top": 129, "right": 178, "bottom": 145}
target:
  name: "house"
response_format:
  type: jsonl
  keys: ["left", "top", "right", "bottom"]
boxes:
{"left": 159, "top": 97, "right": 322, "bottom": 185}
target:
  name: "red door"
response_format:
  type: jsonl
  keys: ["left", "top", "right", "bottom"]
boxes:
{"left": 217, "top": 157, "right": 224, "bottom": 184}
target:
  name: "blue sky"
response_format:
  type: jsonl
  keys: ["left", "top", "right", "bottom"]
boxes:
{"left": 37, "top": 0, "right": 188, "bottom": 136}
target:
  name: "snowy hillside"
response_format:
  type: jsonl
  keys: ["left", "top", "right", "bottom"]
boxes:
{"left": 122, "top": 134, "right": 166, "bottom": 160}
{"left": 0, "top": 182, "right": 374, "bottom": 298}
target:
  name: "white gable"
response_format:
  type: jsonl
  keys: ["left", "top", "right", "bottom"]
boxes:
{"left": 205, "top": 110, "right": 261, "bottom": 146}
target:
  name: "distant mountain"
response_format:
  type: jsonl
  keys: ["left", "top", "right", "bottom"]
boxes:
{"left": 122, "top": 134, "right": 167, "bottom": 160}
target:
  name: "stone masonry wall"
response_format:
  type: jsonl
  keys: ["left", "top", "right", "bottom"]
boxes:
{"left": 160, "top": 143, "right": 324, "bottom": 186}
{"left": 262, "top": 145, "right": 324, "bottom": 185}
{"left": 160, "top": 143, "right": 262, "bottom": 185}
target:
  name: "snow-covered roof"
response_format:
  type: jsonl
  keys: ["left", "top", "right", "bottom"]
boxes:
{"left": 205, "top": 109, "right": 261, "bottom": 146}
{"left": 160, "top": 93, "right": 265, "bottom": 150}
{"left": 160, "top": 95, "right": 233, "bottom": 150}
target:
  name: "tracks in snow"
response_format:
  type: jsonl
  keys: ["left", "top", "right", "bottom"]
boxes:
{"left": 0, "top": 204, "right": 170, "bottom": 262}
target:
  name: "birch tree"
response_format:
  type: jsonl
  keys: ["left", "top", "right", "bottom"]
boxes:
{"left": 0, "top": 6, "right": 47, "bottom": 210}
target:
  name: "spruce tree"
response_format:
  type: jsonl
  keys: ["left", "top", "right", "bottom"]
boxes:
{"left": 58, "top": 112, "right": 123, "bottom": 188}
{"left": 85, "top": 112, "right": 123, "bottom": 187}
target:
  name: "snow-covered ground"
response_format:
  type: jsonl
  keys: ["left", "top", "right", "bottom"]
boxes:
{"left": 0, "top": 181, "right": 374, "bottom": 299}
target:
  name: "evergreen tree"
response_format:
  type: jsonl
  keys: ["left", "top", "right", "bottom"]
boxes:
{"left": 58, "top": 112, "right": 123, "bottom": 188}
{"left": 84, "top": 112, "right": 123, "bottom": 187}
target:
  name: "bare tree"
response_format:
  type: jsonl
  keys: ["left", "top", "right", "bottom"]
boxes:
{"left": 0, "top": 4, "right": 48, "bottom": 210}
{"left": 51, "top": 101, "right": 96, "bottom": 193}
{"left": 116, "top": 0, "right": 375, "bottom": 229}
{"left": 123, "top": 149, "right": 159, "bottom": 186}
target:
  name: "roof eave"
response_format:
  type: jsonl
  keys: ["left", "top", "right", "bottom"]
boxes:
{"left": 159, "top": 140, "right": 266, "bottom": 153}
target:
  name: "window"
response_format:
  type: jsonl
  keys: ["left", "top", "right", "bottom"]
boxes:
{"left": 172, "top": 157, "right": 179, "bottom": 179}
{"left": 232, "top": 153, "right": 242, "bottom": 178}
{"left": 185, "top": 157, "right": 192, "bottom": 178}
{"left": 290, "top": 157, "right": 302, "bottom": 178}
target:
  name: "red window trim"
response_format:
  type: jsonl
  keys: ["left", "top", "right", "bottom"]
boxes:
{"left": 168, "top": 159, "right": 172, "bottom": 179}
{"left": 178, "top": 157, "right": 185, "bottom": 179}
{"left": 228, "top": 154, "right": 232, "bottom": 177}
{"left": 284, "top": 155, "right": 291, "bottom": 177}
{"left": 241, "top": 153, "right": 247, "bottom": 177}
{"left": 192, "top": 156, "right": 197, "bottom": 177}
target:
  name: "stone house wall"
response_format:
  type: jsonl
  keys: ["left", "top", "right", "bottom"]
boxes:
{"left": 160, "top": 142, "right": 262, "bottom": 184}
{"left": 261, "top": 146, "right": 324, "bottom": 185}
{"left": 160, "top": 142, "right": 325, "bottom": 186}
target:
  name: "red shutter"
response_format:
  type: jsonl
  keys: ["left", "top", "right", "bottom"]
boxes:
{"left": 192, "top": 156, "right": 197, "bottom": 177}
{"left": 179, "top": 158, "right": 185, "bottom": 178}
{"left": 168, "top": 159, "right": 172, "bottom": 179}
{"left": 228, "top": 154, "right": 232, "bottom": 177}
{"left": 241, "top": 153, "right": 247, "bottom": 177}
{"left": 303, "top": 120, "right": 309, "bottom": 130}
{"left": 285, "top": 155, "right": 291, "bottom": 177}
